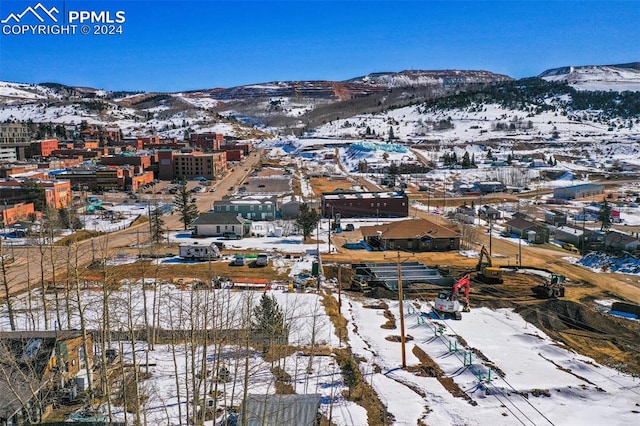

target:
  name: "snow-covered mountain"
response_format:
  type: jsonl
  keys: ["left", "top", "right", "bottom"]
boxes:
{"left": 348, "top": 69, "right": 513, "bottom": 88}
{"left": 539, "top": 62, "right": 640, "bottom": 91}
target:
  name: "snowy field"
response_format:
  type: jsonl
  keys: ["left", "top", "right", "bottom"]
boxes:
{"left": 341, "top": 296, "right": 640, "bottom": 426}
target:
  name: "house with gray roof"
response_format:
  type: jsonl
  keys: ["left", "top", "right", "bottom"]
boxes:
{"left": 192, "top": 212, "right": 250, "bottom": 238}
{"left": 212, "top": 195, "right": 277, "bottom": 220}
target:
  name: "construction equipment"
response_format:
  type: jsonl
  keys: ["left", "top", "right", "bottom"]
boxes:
{"left": 532, "top": 273, "right": 566, "bottom": 299}
{"left": 433, "top": 273, "right": 472, "bottom": 320}
{"left": 475, "top": 245, "right": 504, "bottom": 284}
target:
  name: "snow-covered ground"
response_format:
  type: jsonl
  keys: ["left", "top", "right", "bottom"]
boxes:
{"left": 342, "top": 296, "right": 640, "bottom": 425}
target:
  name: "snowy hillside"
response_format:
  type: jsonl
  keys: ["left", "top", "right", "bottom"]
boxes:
{"left": 540, "top": 63, "right": 640, "bottom": 91}
{"left": 0, "top": 81, "right": 270, "bottom": 139}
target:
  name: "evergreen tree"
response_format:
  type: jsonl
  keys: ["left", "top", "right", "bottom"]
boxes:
{"left": 471, "top": 153, "right": 476, "bottom": 166}
{"left": 173, "top": 179, "right": 199, "bottom": 230}
{"left": 149, "top": 206, "right": 165, "bottom": 243}
{"left": 388, "top": 126, "right": 395, "bottom": 141}
{"left": 365, "top": 126, "right": 371, "bottom": 135}
{"left": 486, "top": 148, "right": 493, "bottom": 161}
{"left": 340, "top": 360, "right": 358, "bottom": 398}
{"left": 598, "top": 199, "right": 612, "bottom": 232}
{"left": 295, "top": 203, "right": 321, "bottom": 241}
{"left": 462, "top": 151, "right": 471, "bottom": 168}
{"left": 252, "top": 292, "right": 287, "bottom": 352}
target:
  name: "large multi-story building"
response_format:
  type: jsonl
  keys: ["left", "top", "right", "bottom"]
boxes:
{"left": 158, "top": 150, "right": 227, "bottom": 181}
{"left": 0, "top": 123, "right": 30, "bottom": 145}
{"left": 0, "top": 123, "right": 31, "bottom": 161}
{"left": 0, "top": 178, "right": 71, "bottom": 209}
{"left": 191, "top": 132, "right": 224, "bottom": 151}
{"left": 30, "top": 139, "right": 59, "bottom": 158}
{"left": 100, "top": 154, "right": 152, "bottom": 172}
{"left": 0, "top": 202, "right": 35, "bottom": 226}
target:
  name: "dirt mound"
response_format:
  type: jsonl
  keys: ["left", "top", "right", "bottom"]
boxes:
{"left": 516, "top": 299, "right": 608, "bottom": 333}
{"left": 516, "top": 299, "right": 640, "bottom": 375}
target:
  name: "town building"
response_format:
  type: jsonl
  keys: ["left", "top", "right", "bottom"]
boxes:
{"left": 212, "top": 196, "right": 277, "bottom": 220}
{"left": 0, "top": 178, "right": 71, "bottom": 209}
{"left": 360, "top": 218, "right": 460, "bottom": 252}
{"left": 0, "top": 330, "right": 93, "bottom": 425}
{"left": 191, "top": 212, "right": 249, "bottom": 237}
{"left": 544, "top": 209, "right": 568, "bottom": 226}
{"left": 100, "top": 154, "right": 153, "bottom": 172}
{"left": 503, "top": 217, "right": 549, "bottom": 244}
{"left": 190, "top": 132, "right": 224, "bottom": 151}
{"left": 476, "top": 181, "right": 506, "bottom": 194}
{"left": 157, "top": 150, "right": 227, "bottom": 181}
{"left": 553, "top": 184, "right": 604, "bottom": 200}
{"left": 605, "top": 230, "right": 640, "bottom": 252}
{"left": 0, "top": 123, "right": 31, "bottom": 161}
{"left": 321, "top": 191, "right": 409, "bottom": 218}
{"left": 30, "top": 139, "right": 59, "bottom": 158}
{"left": 0, "top": 202, "right": 35, "bottom": 226}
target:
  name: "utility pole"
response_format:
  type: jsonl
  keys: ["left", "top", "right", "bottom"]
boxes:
{"left": 337, "top": 265, "right": 342, "bottom": 311}
{"left": 397, "top": 252, "right": 407, "bottom": 369}
{"left": 489, "top": 216, "right": 493, "bottom": 256}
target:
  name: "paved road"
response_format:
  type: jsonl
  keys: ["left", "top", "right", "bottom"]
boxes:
{"left": 2, "top": 150, "right": 263, "bottom": 297}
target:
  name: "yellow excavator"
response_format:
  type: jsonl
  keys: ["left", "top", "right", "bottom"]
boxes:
{"left": 475, "top": 245, "right": 504, "bottom": 284}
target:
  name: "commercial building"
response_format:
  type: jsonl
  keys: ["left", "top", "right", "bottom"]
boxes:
{"left": 0, "top": 178, "right": 71, "bottom": 209}
{"left": 157, "top": 150, "right": 227, "bottom": 181}
{"left": 30, "top": 139, "right": 59, "bottom": 157}
{"left": 212, "top": 195, "right": 277, "bottom": 220}
{"left": 0, "top": 123, "right": 31, "bottom": 160}
{"left": 360, "top": 218, "right": 460, "bottom": 252}
{"left": 321, "top": 191, "right": 409, "bottom": 218}
{"left": 553, "top": 184, "right": 604, "bottom": 200}
{"left": 0, "top": 202, "right": 35, "bottom": 226}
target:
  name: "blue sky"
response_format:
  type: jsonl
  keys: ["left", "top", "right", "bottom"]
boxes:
{"left": 0, "top": 0, "right": 639, "bottom": 92}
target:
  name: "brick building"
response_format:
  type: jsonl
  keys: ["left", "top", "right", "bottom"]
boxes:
{"left": 321, "top": 191, "right": 409, "bottom": 218}
{"left": 158, "top": 150, "right": 227, "bottom": 181}
{"left": 0, "top": 202, "right": 35, "bottom": 226}
{"left": 191, "top": 132, "right": 224, "bottom": 151}
{"left": 0, "top": 179, "right": 71, "bottom": 209}
{"left": 30, "top": 139, "right": 59, "bottom": 157}
{"left": 100, "top": 154, "right": 152, "bottom": 172}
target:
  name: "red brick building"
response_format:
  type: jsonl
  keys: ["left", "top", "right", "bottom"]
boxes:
{"left": 0, "top": 202, "right": 35, "bottom": 226}
{"left": 100, "top": 154, "right": 152, "bottom": 172}
{"left": 321, "top": 191, "right": 409, "bottom": 218}
{"left": 191, "top": 132, "right": 224, "bottom": 151}
{"left": 0, "top": 179, "right": 71, "bottom": 210}
{"left": 30, "top": 139, "right": 59, "bottom": 157}
{"left": 158, "top": 150, "right": 227, "bottom": 181}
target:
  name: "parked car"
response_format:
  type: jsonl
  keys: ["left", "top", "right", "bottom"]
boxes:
{"left": 562, "top": 242, "right": 580, "bottom": 253}
{"left": 255, "top": 253, "right": 269, "bottom": 267}
{"left": 233, "top": 255, "right": 245, "bottom": 266}
{"left": 223, "top": 231, "right": 241, "bottom": 240}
